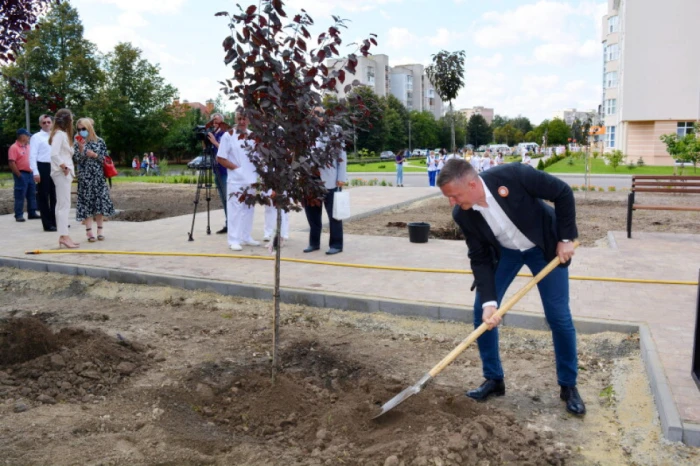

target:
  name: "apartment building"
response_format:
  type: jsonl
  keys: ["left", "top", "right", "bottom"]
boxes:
{"left": 389, "top": 64, "right": 444, "bottom": 119}
{"left": 459, "top": 106, "right": 494, "bottom": 125}
{"left": 327, "top": 54, "right": 390, "bottom": 99}
{"left": 553, "top": 108, "right": 596, "bottom": 126}
{"left": 602, "top": 0, "right": 700, "bottom": 164}
{"left": 326, "top": 55, "right": 445, "bottom": 120}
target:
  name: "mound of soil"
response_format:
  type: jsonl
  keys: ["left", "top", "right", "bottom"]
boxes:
{"left": 156, "top": 340, "right": 570, "bottom": 465}
{"left": 0, "top": 317, "right": 149, "bottom": 405}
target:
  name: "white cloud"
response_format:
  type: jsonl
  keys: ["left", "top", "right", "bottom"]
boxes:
{"left": 533, "top": 39, "right": 600, "bottom": 64}
{"left": 379, "top": 9, "right": 391, "bottom": 20}
{"left": 285, "top": 0, "right": 403, "bottom": 18}
{"left": 118, "top": 11, "right": 148, "bottom": 28}
{"left": 428, "top": 28, "right": 453, "bottom": 47}
{"left": 453, "top": 68, "right": 507, "bottom": 110}
{"left": 470, "top": 53, "right": 503, "bottom": 68}
{"left": 387, "top": 27, "right": 417, "bottom": 49}
{"left": 84, "top": 0, "right": 187, "bottom": 14}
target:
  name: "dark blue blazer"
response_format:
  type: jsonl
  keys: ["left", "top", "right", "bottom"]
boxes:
{"left": 452, "top": 163, "right": 577, "bottom": 303}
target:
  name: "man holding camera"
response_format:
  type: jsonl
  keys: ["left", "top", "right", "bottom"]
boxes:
{"left": 207, "top": 113, "right": 228, "bottom": 234}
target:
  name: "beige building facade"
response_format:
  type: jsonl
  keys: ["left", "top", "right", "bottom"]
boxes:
{"left": 327, "top": 54, "right": 390, "bottom": 99}
{"left": 389, "top": 63, "right": 444, "bottom": 119}
{"left": 602, "top": 0, "right": 700, "bottom": 165}
{"left": 459, "top": 106, "right": 494, "bottom": 125}
{"left": 553, "top": 108, "right": 596, "bottom": 126}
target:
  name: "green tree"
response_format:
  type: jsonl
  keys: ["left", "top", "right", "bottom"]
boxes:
{"left": 87, "top": 42, "right": 178, "bottom": 162}
{"left": 603, "top": 149, "right": 626, "bottom": 171}
{"left": 466, "top": 113, "right": 491, "bottom": 147}
{"left": 161, "top": 105, "right": 208, "bottom": 160}
{"left": 494, "top": 123, "right": 518, "bottom": 145}
{"left": 409, "top": 110, "right": 439, "bottom": 149}
{"left": 510, "top": 116, "right": 533, "bottom": 134}
{"left": 491, "top": 114, "right": 508, "bottom": 129}
{"left": 384, "top": 94, "right": 408, "bottom": 150}
{"left": 660, "top": 131, "right": 700, "bottom": 174}
{"left": 0, "top": 2, "right": 103, "bottom": 137}
{"left": 426, "top": 50, "right": 465, "bottom": 153}
{"left": 547, "top": 118, "right": 571, "bottom": 145}
{"left": 347, "top": 85, "right": 386, "bottom": 154}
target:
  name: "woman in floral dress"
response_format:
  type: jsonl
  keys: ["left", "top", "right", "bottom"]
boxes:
{"left": 73, "top": 117, "right": 115, "bottom": 242}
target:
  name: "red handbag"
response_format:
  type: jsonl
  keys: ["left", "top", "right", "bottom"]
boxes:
{"left": 103, "top": 155, "right": 118, "bottom": 178}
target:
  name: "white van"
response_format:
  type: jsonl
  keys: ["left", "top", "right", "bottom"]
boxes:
{"left": 489, "top": 144, "right": 511, "bottom": 154}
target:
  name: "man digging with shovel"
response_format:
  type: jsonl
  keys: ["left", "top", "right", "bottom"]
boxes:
{"left": 437, "top": 158, "right": 585, "bottom": 416}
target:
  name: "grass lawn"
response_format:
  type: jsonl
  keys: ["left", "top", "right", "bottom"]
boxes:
{"left": 347, "top": 161, "right": 426, "bottom": 173}
{"left": 544, "top": 157, "right": 697, "bottom": 175}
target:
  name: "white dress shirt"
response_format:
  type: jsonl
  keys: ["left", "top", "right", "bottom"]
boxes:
{"left": 218, "top": 130, "right": 258, "bottom": 186}
{"left": 472, "top": 176, "right": 536, "bottom": 309}
{"left": 29, "top": 130, "right": 52, "bottom": 176}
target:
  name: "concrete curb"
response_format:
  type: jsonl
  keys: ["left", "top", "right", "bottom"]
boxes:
{"left": 0, "top": 256, "right": 695, "bottom": 446}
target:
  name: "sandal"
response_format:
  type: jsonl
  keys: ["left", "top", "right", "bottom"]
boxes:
{"left": 97, "top": 226, "right": 105, "bottom": 241}
{"left": 86, "top": 228, "right": 96, "bottom": 243}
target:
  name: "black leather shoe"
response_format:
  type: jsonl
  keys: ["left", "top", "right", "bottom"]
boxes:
{"left": 465, "top": 379, "right": 505, "bottom": 401}
{"left": 216, "top": 226, "right": 227, "bottom": 234}
{"left": 15, "top": 218, "right": 25, "bottom": 223}
{"left": 45, "top": 226, "right": 57, "bottom": 232}
{"left": 560, "top": 386, "right": 586, "bottom": 415}
{"left": 28, "top": 213, "right": 41, "bottom": 219}
{"left": 303, "top": 246, "right": 320, "bottom": 253}
{"left": 326, "top": 248, "right": 342, "bottom": 255}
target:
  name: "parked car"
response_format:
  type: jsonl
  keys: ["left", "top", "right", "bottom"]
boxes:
{"left": 187, "top": 155, "right": 212, "bottom": 169}
{"left": 412, "top": 149, "right": 427, "bottom": 157}
{"left": 380, "top": 151, "right": 395, "bottom": 160}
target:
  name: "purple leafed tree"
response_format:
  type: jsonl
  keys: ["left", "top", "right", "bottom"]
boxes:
{"left": 0, "top": 0, "right": 57, "bottom": 63}
{"left": 216, "top": 0, "right": 375, "bottom": 380}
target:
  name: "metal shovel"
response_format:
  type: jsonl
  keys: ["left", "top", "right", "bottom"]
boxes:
{"left": 373, "top": 243, "right": 578, "bottom": 419}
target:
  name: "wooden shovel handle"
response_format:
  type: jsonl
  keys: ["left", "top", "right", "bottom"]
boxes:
{"left": 428, "top": 241, "right": 579, "bottom": 378}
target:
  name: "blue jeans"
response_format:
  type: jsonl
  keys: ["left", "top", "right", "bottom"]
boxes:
{"left": 473, "top": 246, "right": 578, "bottom": 387}
{"left": 396, "top": 164, "right": 403, "bottom": 186}
{"left": 428, "top": 170, "right": 436, "bottom": 186}
{"left": 13, "top": 171, "right": 38, "bottom": 219}
{"left": 214, "top": 168, "right": 227, "bottom": 220}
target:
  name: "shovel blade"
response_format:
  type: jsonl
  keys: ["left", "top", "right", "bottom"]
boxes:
{"left": 372, "top": 373, "right": 433, "bottom": 419}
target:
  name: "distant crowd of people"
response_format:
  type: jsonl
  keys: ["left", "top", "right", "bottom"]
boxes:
{"left": 131, "top": 152, "right": 160, "bottom": 175}
{"left": 9, "top": 109, "right": 115, "bottom": 249}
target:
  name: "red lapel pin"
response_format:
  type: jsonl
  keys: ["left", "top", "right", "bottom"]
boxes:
{"left": 498, "top": 186, "right": 509, "bottom": 197}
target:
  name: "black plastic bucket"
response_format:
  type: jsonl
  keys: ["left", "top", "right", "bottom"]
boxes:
{"left": 407, "top": 222, "right": 430, "bottom": 243}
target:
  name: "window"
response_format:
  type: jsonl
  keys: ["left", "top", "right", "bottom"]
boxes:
{"left": 366, "top": 66, "right": 375, "bottom": 85}
{"left": 605, "top": 71, "right": 618, "bottom": 88}
{"left": 606, "top": 126, "right": 616, "bottom": 148}
{"left": 608, "top": 15, "right": 619, "bottom": 33}
{"left": 428, "top": 88, "right": 435, "bottom": 98}
{"left": 677, "top": 122, "right": 695, "bottom": 137}
{"left": 605, "top": 99, "right": 617, "bottom": 115}
{"left": 605, "top": 43, "right": 619, "bottom": 62}
{"left": 406, "top": 75, "right": 413, "bottom": 91}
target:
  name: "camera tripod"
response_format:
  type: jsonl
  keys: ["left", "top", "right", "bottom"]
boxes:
{"left": 188, "top": 148, "right": 225, "bottom": 241}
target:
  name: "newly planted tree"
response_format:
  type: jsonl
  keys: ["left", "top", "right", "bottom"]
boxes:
{"left": 217, "top": 0, "right": 374, "bottom": 379}
{"left": 0, "top": 0, "right": 56, "bottom": 63}
{"left": 426, "top": 50, "right": 465, "bottom": 153}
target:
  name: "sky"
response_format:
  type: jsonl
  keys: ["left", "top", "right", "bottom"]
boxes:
{"left": 70, "top": 0, "right": 607, "bottom": 124}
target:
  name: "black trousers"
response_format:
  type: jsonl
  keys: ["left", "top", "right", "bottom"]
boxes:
{"left": 37, "top": 162, "right": 57, "bottom": 230}
{"left": 304, "top": 188, "right": 343, "bottom": 250}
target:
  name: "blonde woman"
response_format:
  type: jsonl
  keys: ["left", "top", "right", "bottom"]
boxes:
{"left": 73, "top": 118, "right": 115, "bottom": 242}
{"left": 49, "top": 109, "right": 79, "bottom": 249}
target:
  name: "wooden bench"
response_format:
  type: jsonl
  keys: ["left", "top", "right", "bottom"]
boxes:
{"left": 627, "top": 175, "right": 700, "bottom": 238}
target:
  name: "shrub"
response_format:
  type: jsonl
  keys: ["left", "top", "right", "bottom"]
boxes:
{"left": 637, "top": 157, "right": 645, "bottom": 167}
{"left": 359, "top": 162, "right": 366, "bottom": 166}
{"left": 537, "top": 159, "right": 545, "bottom": 170}
{"left": 608, "top": 186, "right": 616, "bottom": 192}
{"left": 378, "top": 164, "right": 386, "bottom": 169}
{"left": 567, "top": 157, "right": 574, "bottom": 166}
{"left": 571, "top": 185, "right": 579, "bottom": 191}
{"left": 419, "top": 159, "right": 426, "bottom": 165}
{"left": 626, "top": 162, "right": 635, "bottom": 170}
{"left": 598, "top": 186, "right": 604, "bottom": 192}
{"left": 380, "top": 179, "right": 387, "bottom": 186}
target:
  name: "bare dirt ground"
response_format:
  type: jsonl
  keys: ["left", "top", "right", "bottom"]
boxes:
{"left": 1, "top": 269, "right": 699, "bottom": 465}
{"left": 342, "top": 192, "right": 700, "bottom": 247}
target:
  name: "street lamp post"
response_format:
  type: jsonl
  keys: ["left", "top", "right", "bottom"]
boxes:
{"left": 22, "top": 46, "right": 41, "bottom": 131}
{"left": 408, "top": 118, "right": 412, "bottom": 153}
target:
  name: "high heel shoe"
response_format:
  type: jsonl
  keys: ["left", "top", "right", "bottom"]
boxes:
{"left": 59, "top": 239, "right": 80, "bottom": 249}
{"left": 86, "top": 227, "right": 96, "bottom": 243}
{"left": 97, "top": 226, "right": 105, "bottom": 241}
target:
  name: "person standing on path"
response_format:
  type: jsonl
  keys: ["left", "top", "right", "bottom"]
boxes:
{"left": 303, "top": 124, "right": 347, "bottom": 256}
{"left": 216, "top": 110, "right": 259, "bottom": 251}
{"left": 427, "top": 151, "right": 438, "bottom": 186}
{"left": 30, "top": 115, "right": 57, "bottom": 231}
{"left": 437, "top": 158, "right": 585, "bottom": 416}
{"left": 207, "top": 113, "right": 228, "bottom": 234}
{"left": 73, "top": 118, "right": 115, "bottom": 242}
{"left": 8, "top": 128, "right": 40, "bottom": 222}
{"left": 49, "top": 109, "right": 79, "bottom": 249}
{"left": 395, "top": 149, "right": 405, "bottom": 187}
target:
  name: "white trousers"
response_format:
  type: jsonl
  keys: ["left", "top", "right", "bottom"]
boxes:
{"left": 51, "top": 172, "right": 73, "bottom": 236}
{"left": 264, "top": 205, "right": 289, "bottom": 238}
{"left": 226, "top": 184, "right": 255, "bottom": 245}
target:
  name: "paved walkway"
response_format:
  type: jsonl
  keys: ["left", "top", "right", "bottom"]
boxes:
{"left": 1, "top": 185, "right": 699, "bottom": 442}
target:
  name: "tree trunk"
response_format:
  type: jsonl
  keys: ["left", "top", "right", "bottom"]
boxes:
{"left": 449, "top": 101, "right": 456, "bottom": 154}
{"left": 271, "top": 204, "right": 282, "bottom": 384}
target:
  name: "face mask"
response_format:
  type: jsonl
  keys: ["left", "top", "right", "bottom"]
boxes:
{"left": 79, "top": 130, "right": 89, "bottom": 138}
